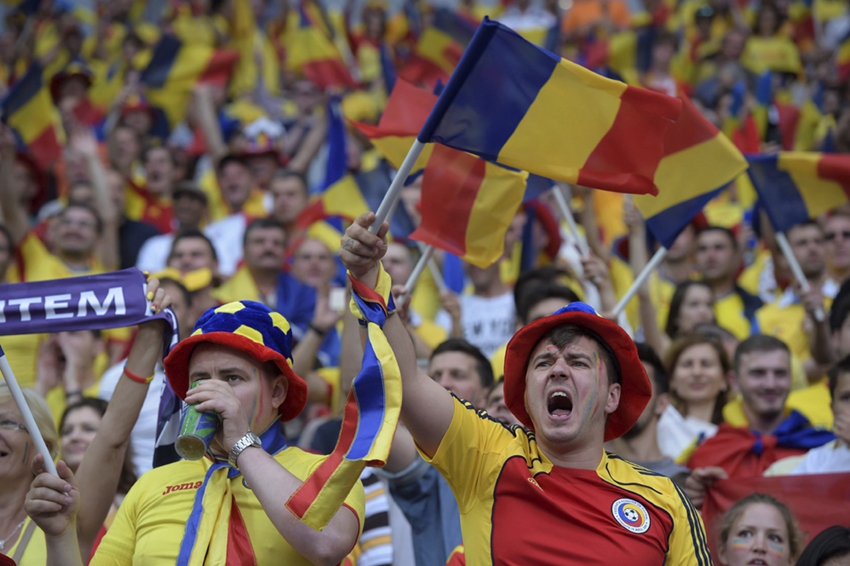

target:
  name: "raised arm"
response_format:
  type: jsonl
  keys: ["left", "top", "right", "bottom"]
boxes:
{"left": 73, "top": 280, "right": 172, "bottom": 557}
{"left": 339, "top": 213, "right": 455, "bottom": 458}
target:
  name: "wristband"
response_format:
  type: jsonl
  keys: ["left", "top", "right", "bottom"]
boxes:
{"left": 124, "top": 366, "right": 154, "bottom": 384}
{"left": 348, "top": 263, "right": 396, "bottom": 321}
{"left": 309, "top": 323, "right": 328, "bottom": 337}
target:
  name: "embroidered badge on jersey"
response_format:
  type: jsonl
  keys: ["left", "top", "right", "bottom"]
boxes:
{"left": 612, "top": 498, "right": 651, "bottom": 534}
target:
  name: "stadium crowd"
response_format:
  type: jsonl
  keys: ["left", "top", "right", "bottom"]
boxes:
{"left": 0, "top": 0, "right": 849, "bottom": 564}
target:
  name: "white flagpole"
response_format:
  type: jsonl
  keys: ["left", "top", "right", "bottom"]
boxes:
{"left": 399, "top": 244, "right": 435, "bottom": 304}
{"left": 553, "top": 183, "right": 590, "bottom": 257}
{"left": 416, "top": 242, "right": 447, "bottom": 294}
{"left": 612, "top": 246, "right": 669, "bottom": 318}
{"left": 370, "top": 140, "right": 426, "bottom": 233}
{"left": 775, "top": 232, "right": 825, "bottom": 322}
{"left": 0, "top": 345, "right": 59, "bottom": 476}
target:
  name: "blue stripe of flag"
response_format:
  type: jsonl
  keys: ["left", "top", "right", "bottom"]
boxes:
{"left": 646, "top": 186, "right": 725, "bottom": 249}
{"left": 347, "top": 336, "right": 387, "bottom": 460}
{"left": 1, "top": 63, "right": 44, "bottom": 119}
{"left": 140, "top": 36, "right": 182, "bottom": 89}
{"left": 746, "top": 154, "right": 811, "bottom": 233}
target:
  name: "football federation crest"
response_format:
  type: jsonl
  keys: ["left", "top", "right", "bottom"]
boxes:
{"left": 612, "top": 498, "right": 651, "bottom": 534}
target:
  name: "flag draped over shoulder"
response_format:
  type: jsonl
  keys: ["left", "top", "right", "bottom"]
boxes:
{"left": 140, "top": 36, "right": 239, "bottom": 126}
{"left": 633, "top": 96, "right": 748, "bottom": 248}
{"left": 418, "top": 17, "right": 682, "bottom": 195}
{"left": 746, "top": 152, "right": 850, "bottom": 233}
{"left": 0, "top": 62, "right": 65, "bottom": 170}
{"left": 354, "top": 79, "right": 527, "bottom": 267}
{"left": 0, "top": 268, "right": 178, "bottom": 351}
{"left": 286, "top": 281, "right": 401, "bottom": 530}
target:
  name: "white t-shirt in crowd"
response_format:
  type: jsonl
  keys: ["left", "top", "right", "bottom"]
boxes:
{"left": 204, "top": 213, "right": 248, "bottom": 277}
{"left": 98, "top": 361, "right": 167, "bottom": 478}
{"left": 135, "top": 233, "right": 175, "bottom": 274}
{"left": 435, "top": 291, "right": 516, "bottom": 358}
{"left": 789, "top": 439, "right": 850, "bottom": 475}
{"left": 657, "top": 404, "right": 718, "bottom": 462}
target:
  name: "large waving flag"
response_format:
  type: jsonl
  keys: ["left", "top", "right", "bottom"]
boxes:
{"left": 0, "top": 62, "right": 64, "bottom": 170}
{"left": 746, "top": 153, "right": 850, "bottom": 233}
{"left": 399, "top": 7, "right": 476, "bottom": 89}
{"left": 412, "top": 145, "right": 527, "bottom": 267}
{"left": 282, "top": 0, "right": 356, "bottom": 89}
{"left": 633, "top": 97, "right": 748, "bottom": 248}
{"left": 286, "top": 282, "right": 401, "bottom": 530}
{"left": 355, "top": 79, "right": 527, "bottom": 266}
{"left": 418, "top": 17, "right": 682, "bottom": 195}
{"left": 139, "top": 36, "right": 239, "bottom": 126}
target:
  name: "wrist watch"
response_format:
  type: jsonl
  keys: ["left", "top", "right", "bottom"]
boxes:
{"left": 228, "top": 431, "right": 262, "bottom": 469}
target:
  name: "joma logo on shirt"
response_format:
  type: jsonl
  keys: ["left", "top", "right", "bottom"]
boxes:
{"left": 163, "top": 481, "right": 203, "bottom": 495}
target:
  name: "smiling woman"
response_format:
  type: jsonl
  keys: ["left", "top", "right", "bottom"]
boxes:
{"left": 0, "top": 383, "right": 59, "bottom": 563}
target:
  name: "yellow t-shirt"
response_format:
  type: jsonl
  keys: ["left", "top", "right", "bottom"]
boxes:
{"left": 755, "top": 293, "right": 834, "bottom": 367}
{"left": 714, "top": 290, "right": 760, "bottom": 341}
{"left": 423, "top": 397, "right": 710, "bottom": 565}
{"left": 91, "top": 447, "right": 365, "bottom": 565}
{"left": 787, "top": 380, "right": 833, "bottom": 429}
{"left": 0, "top": 333, "right": 47, "bottom": 389}
{"left": 5, "top": 518, "right": 46, "bottom": 565}
{"left": 11, "top": 232, "right": 104, "bottom": 283}
{"left": 211, "top": 266, "right": 260, "bottom": 304}
{"left": 741, "top": 35, "right": 802, "bottom": 75}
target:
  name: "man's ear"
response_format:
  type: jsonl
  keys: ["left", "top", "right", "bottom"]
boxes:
{"left": 605, "top": 383, "right": 621, "bottom": 415}
{"left": 655, "top": 392, "right": 670, "bottom": 417}
{"left": 270, "top": 375, "right": 289, "bottom": 410}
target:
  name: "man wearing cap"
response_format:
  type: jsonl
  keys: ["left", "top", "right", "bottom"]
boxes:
{"left": 340, "top": 214, "right": 709, "bottom": 564}
{"left": 31, "top": 300, "right": 365, "bottom": 565}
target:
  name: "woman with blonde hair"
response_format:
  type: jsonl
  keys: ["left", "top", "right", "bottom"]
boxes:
{"left": 657, "top": 334, "right": 732, "bottom": 460}
{"left": 0, "top": 383, "right": 59, "bottom": 564}
{"left": 717, "top": 493, "right": 802, "bottom": 566}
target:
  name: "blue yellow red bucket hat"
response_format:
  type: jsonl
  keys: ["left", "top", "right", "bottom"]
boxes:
{"left": 164, "top": 301, "right": 308, "bottom": 421}
{"left": 503, "top": 302, "right": 651, "bottom": 441}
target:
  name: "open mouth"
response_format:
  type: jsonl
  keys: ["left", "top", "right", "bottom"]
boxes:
{"left": 748, "top": 560, "right": 767, "bottom": 565}
{"left": 547, "top": 391, "right": 573, "bottom": 418}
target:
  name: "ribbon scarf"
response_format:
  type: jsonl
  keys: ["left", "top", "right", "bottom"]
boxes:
{"left": 0, "top": 268, "right": 178, "bottom": 353}
{"left": 177, "top": 423, "right": 289, "bottom": 566}
{"left": 285, "top": 272, "right": 402, "bottom": 530}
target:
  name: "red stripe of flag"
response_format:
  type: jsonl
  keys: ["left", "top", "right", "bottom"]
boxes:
{"left": 817, "top": 154, "right": 850, "bottom": 197}
{"left": 285, "top": 390, "right": 360, "bottom": 517}
{"left": 302, "top": 59, "right": 357, "bottom": 90}
{"left": 577, "top": 86, "right": 680, "bottom": 196}
{"left": 411, "top": 145, "right": 485, "bottom": 257}
{"left": 199, "top": 49, "right": 239, "bottom": 87}
{"left": 27, "top": 127, "right": 63, "bottom": 171}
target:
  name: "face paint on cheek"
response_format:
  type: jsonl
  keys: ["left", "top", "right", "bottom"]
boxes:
{"left": 731, "top": 538, "right": 749, "bottom": 552}
{"left": 578, "top": 353, "right": 601, "bottom": 427}
{"left": 767, "top": 541, "right": 786, "bottom": 558}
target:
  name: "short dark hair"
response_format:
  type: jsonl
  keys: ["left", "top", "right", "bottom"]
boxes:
{"left": 170, "top": 228, "right": 218, "bottom": 263}
{"left": 636, "top": 342, "right": 668, "bottom": 395}
{"left": 827, "top": 353, "right": 850, "bottom": 400}
{"left": 431, "top": 338, "right": 494, "bottom": 388}
{"left": 243, "top": 217, "right": 286, "bottom": 248}
{"left": 733, "top": 334, "right": 790, "bottom": 373}
{"left": 516, "top": 282, "right": 580, "bottom": 326}
{"left": 829, "top": 294, "right": 850, "bottom": 333}
{"left": 513, "top": 267, "right": 572, "bottom": 314}
{"left": 271, "top": 169, "right": 309, "bottom": 196}
{"left": 665, "top": 280, "right": 714, "bottom": 338}
{"left": 536, "top": 325, "right": 621, "bottom": 386}
{"left": 142, "top": 143, "right": 177, "bottom": 167}
{"left": 62, "top": 202, "right": 103, "bottom": 235}
{"left": 698, "top": 225, "right": 738, "bottom": 250}
{"left": 795, "top": 525, "right": 850, "bottom": 566}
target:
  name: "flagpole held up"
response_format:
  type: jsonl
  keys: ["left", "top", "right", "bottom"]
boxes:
{"left": 398, "top": 244, "right": 436, "bottom": 305}
{"left": 0, "top": 345, "right": 59, "bottom": 477}
{"left": 553, "top": 183, "right": 589, "bottom": 257}
{"left": 370, "top": 139, "right": 426, "bottom": 233}
{"left": 775, "top": 232, "right": 825, "bottom": 322}
{"left": 612, "top": 246, "right": 669, "bottom": 318}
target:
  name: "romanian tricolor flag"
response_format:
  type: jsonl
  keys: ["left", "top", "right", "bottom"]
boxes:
{"left": 0, "top": 62, "right": 64, "bottom": 170}
{"left": 746, "top": 152, "right": 850, "bottom": 233}
{"left": 139, "top": 36, "right": 239, "bottom": 126}
{"left": 633, "top": 97, "right": 747, "bottom": 248}
{"left": 412, "top": 144, "right": 527, "bottom": 267}
{"left": 286, "top": 279, "right": 401, "bottom": 530}
{"left": 282, "top": 0, "right": 356, "bottom": 89}
{"left": 354, "top": 79, "right": 527, "bottom": 266}
{"left": 418, "top": 17, "right": 682, "bottom": 195}
{"left": 399, "top": 7, "right": 476, "bottom": 89}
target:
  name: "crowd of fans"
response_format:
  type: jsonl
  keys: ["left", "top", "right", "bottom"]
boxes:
{"left": 0, "top": 0, "right": 849, "bottom": 563}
